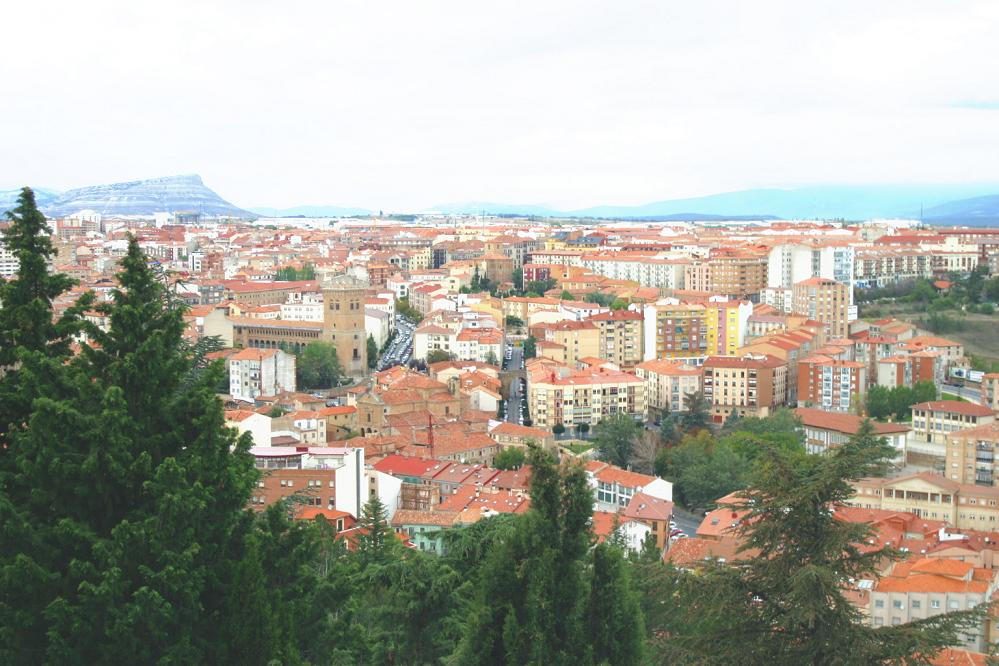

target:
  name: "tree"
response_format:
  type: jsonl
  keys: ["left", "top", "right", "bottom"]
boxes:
{"left": 577, "top": 422, "right": 590, "bottom": 437}
{"left": 0, "top": 237, "right": 259, "bottom": 663}
{"left": 355, "top": 496, "right": 400, "bottom": 568}
{"left": 523, "top": 335, "right": 537, "bottom": 359}
{"left": 658, "top": 420, "right": 983, "bottom": 664}
{"left": 655, "top": 430, "right": 750, "bottom": 509}
{"left": 505, "top": 315, "right": 525, "bottom": 328}
{"left": 512, "top": 268, "right": 524, "bottom": 292}
{"left": 585, "top": 543, "right": 645, "bottom": 665}
{"left": 298, "top": 341, "right": 345, "bottom": 388}
{"left": 721, "top": 408, "right": 741, "bottom": 433}
{"left": 679, "top": 390, "right": 711, "bottom": 432}
{"left": 426, "top": 349, "right": 453, "bottom": 364}
{"left": 366, "top": 334, "right": 378, "bottom": 369}
{"left": 0, "top": 188, "right": 90, "bottom": 453}
{"left": 593, "top": 413, "right": 641, "bottom": 468}
{"left": 494, "top": 446, "right": 527, "bottom": 470}
{"left": 560, "top": 289, "right": 574, "bottom": 301}
{"left": 552, "top": 423, "right": 566, "bottom": 435}
{"left": 456, "top": 447, "right": 618, "bottom": 664}
{"left": 485, "top": 349, "right": 499, "bottom": 366}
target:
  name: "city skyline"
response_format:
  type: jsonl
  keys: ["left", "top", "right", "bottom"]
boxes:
{"left": 3, "top": 1, "right": 999, "bottom": 210}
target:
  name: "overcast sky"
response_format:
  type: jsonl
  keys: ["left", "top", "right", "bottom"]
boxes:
{"left": 3, "top": 1, "right": 998, "bottom": 210}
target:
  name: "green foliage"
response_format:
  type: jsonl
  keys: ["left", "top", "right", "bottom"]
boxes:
{"left": 0, "top": 236, "right": 259, "bottom": 663}
{"left": 426, "top": 348, "right": 454, "bottom": 364}
{"left": 485, "top": 349, "right": 499, "bottom": 366}
{"left": 505, "top": 314, "right": 525, "bottom": 328}
{"left": 298, "top": 340, "right": 345, "bottom": 388}
{"left": 523, "top": 335, "right": 537, "bottom": 359}
{"left": 366, "top": 334, "right": 378, "bottom": 369}
{"left": 865, "top": 381, "right": 937, "bottom": 421}
{"left": 395, "top": 298, "right": 423, "bottom": 322}
{"left": 552, "top": 423, "right": 566, "bottom": 435}
{"left": 512, "top": 268, "right": 524, "bottom": 291}
{"left": 274, "top": 263, "right": 316, "bottom": 281}
{"left": 560, "top": 289, "right": 575, "bottom": 300}
{"left": 494, "top": 446, "right": 527, "bottom": 470}
{"left": 657, "top": 420, "right": 984, "bottom": 664}
{"left": 586, "top": 543, "right": 645, "bottom": 665}
{"left": 526, "top": 278, "right": 557, "bottom": 295}
{"left": 593, "top": 412, "right": 641, "bottom": 468}
{"left": 679, "top": 390, "right": 711, "bottom": 432}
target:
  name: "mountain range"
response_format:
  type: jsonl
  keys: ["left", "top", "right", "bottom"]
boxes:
{"left": 0, "top": 175, "right": 253, "bottom": 218}
{"left": 3, "top": 177, "right": 999, "bottom": 224}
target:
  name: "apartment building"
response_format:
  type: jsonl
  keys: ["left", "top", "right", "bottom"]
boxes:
{"left": 914, "top": 401, "right": 995, "bottom": 446}
{"left": 796, "top": 356, "right": 866, "bottom": 412}
{"left": 229, "top": 347, "right": 297, "bottom": 402}
{"left": 792, "top": 277, "right": 853, "bottom": 339}
{"left": 642, "top": 298, "right": 752, "bottom": 362}
{"left": 946, "top": 422, "right": 999, "bottom": 487}
{"left": 870, "top": 558, "right": 997, "bottom": 652}
{"left": 580, "top": 253, "right": 685, "bottom": 289}
{"left": 526, "top": 360, "right": 645, "bottom": 429}
{"left": 635, "top": 359, "right": 702, "bottom": 421}
{"left": 587, "top": 309, "right": 644, "bottom": 369}
{"left": 587, "top": 461, "right": 673, "bottom": 511}
{"left": 984, "top": 374, "right": 999, "bottom": 413}
{"left": 767, "top": 242, "right": 855, "bottom": 297}
{"left": 536, "top": 320, "right": 599, "bottom": 367}
{"left": 702, "top": 354, "right": 788, "bottom": 421}
{"left": 848, "top": 472, "right": 999, "bottom": 530}
{"left": 684, "top": 249, "right": 768, "bottom": 298}
{"left": 454, "top": 327, "right": 504, "bottom": 364}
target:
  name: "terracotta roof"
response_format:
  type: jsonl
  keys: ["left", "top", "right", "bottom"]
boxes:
{"left": 390, "top": 509, "right": 462, "bottom": 528}
{"left": 623, "top": 492, "right": 674, "bottom": 521}
{"left": 594, "top": 465, "right": 658, "bottom": 489}
{"left": 911, "top": 401, "right": 994, "bottom": 418}
{"left": 794, "top": 408, "right": 910, "bottom": 435}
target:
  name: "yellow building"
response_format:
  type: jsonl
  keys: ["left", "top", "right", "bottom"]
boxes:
{"left": 526, "top": 359, "right": 645, "bottom": 429}
{"left": 849, "top": 471, "right": 999, "bottom": 530}
{"left": 536, "top": 320, "right": 599, "bottom": 367}
{"left": 946, "top": 421, "right": 999, "bottom": 486}
{"left": 645, "top": 299, "right": 750, "bottom": 360}
{"left": 587, "top": 309, "right": 644, "bottom": 369}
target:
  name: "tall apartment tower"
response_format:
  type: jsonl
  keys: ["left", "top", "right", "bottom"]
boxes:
{"left": 322, "top": 275, "right": 368, "bottom": 377}
{"left": 792, "top": 277, "right": 851, "bottom": 339}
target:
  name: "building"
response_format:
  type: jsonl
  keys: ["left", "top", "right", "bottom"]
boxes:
{"left": 526, "top": 360, "right": 646, "bottom": 429}
{"left": 587, "top": 461, "right": 673, "bottom": 511}
{"left": 848, "top": 472, "right": 999, "bottom": 530}
{"left": 913, "top": 401, "right": 995, "bottom": 446}
{"left": 635, "top": 358, "right": 702, "bottom": 422}
{"left": 795, "top": 407, "right": 909, "bottom": 457}
{"left": 622, "top": 492, "right": 675, "bottom": 550}
{"left": 228, "top": 347, "right": 297, "bottom": 402}
{"left": 536, "top": 320, "right": 599, "bottom": 367}
{"left": 791, "top": 277, "right": 852, "bottom": 339}
{"left": 587, "top": 309, "right": 644, "bottom": 369}
{"left": 796, "top": 356, "right": 866, "bottom": 412}
{"left": 322, "top": 275, "right": 368, "bottom": 377}
{"left": 946, "top": 422, "right": 999, "bottom": 487}
{"left": 767, "top": 242, "right": 855, "bottom": 300}
{"left": 702, "top": 354, "right": 788, "bottom": 421}
{"left": 870, "top": 558, "right": 997, "bottom": 652}
{"left": 982, "top": 374, "right": 999, "bottom": 414}
{"left": 488, "top": 421, "right": 556, "bottom": 452}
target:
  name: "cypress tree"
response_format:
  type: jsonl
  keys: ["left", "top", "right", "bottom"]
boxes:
{"left": 0, "top": 237, "right": 258, "bottom": 663}
{"left": 586, "top": 543, "right": 645, "bottom": 666}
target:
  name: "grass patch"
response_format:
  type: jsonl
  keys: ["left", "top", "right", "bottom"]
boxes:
{"left": 942, "top": 392, "right": 969, "bottom": 402}
{"left": 565, "top": 442, "right": 595, "bottom": 455}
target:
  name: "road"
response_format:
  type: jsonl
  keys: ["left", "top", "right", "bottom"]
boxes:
{"left": 940, "top": 382, "right": 982, "bottom": 403}
{"left": 503, "top": 345, "right": 525, "bottom": 423}
{"left": 671, "top": 505, "right": 703, "bottom": 538}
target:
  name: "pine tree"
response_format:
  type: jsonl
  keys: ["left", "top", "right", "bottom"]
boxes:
{"left": 658, "top": 419, "right": 984, "bottom": 665}
{"left": 0, "top": 237, "right": 258, "bottom": 663}
{"left": 355, "top": 495, "right": 399, "bottom": 567}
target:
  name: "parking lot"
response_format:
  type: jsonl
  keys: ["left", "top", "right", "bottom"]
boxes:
{"left": 376, "top": 315, "right": 416, "bottom": 371}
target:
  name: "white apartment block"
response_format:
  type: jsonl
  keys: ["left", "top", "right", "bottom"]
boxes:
{"left": 229, "top": 348, "right": 297, "bottom": 402}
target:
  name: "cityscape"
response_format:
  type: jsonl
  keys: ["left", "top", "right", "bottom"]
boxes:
{"left": 3, "top": 2, "right": 999, "bottom": 664}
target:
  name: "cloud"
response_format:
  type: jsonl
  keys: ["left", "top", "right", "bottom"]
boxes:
{"left": 1, "top": 1, "right": 998, "bottom": 210}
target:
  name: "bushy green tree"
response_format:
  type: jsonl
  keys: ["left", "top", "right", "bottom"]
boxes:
{"left": 585, "top": 543, "right": 645, "bottom": 665}
{"left": 593, "top": 412, "right": 641, "bottom": 468}
{"left": 523, "top": 335, "right": 537, "bottom": 359}
{"left": 366, "top": 334, "right": 378, "bottom": 369}
{"left": 298, "top": 340, "right": 345, "bottom": 388}
{"left": 494, "top": 446, "right": 527, "bottom": 470}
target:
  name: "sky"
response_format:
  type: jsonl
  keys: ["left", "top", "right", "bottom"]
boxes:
{"left": 3, "top": 1, "right": 999, "bottom": 211}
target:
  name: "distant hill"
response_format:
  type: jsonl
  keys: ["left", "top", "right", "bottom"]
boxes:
{"left": 433, "top": 185, "right": 999, "bottom": 220}
{"left": 40, "top": 175, "right": 254, "bottom": 218}
{"left": 0, "top": 188, "right": 61, "bottom": 213}
{"left": 922, "top": 194, "right": 999, "bottom": 226}
{"left": 249, "top": 204, "right": 372, "bottom": 217}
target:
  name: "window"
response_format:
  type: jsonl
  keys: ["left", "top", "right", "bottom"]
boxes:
{"left": 911, "top": 600, "right": 921, "bottom": 609}
{"left": 931, "top": 600, "right": 941, "bottom": 609}
{"left": 875, "top": 600, "right": 884, "bottom": 609}
{"left": 948, "top": 600, "right": 959, "bottom": 610}
{"left": 892, "top": 600, "right": 902, "bottom": 609}
{"left": 873, "top": 617, "right": 883, "bottom": 626}
{"left": 891, "top": 618, "right": 901, "bottom": 626}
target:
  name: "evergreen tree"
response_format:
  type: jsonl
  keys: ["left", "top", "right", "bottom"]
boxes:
{"left": 366, "top": 334, "right": 378, "bottom": 369}
{"left": 679, "top": 390, "right": 711, "bottom": 432}
{"left": 0, "top": 237, "right": 258, "bottom": 663}
{"left": 298, "top": 340, "right": 345, "bottom": 388}
{"left": 456, "top": 446, "right": 598, "bottom": 665}
{"left": 721, "top": 407, "right": 741, "bottom": 433}
{"left": 355, "top": 495, "right": 399, "bottom": 567}
{"left": 658, "top": 419, "right": 983, "bottom": 665}
{"left": 585, "top": 543, "right": 645, "bottom": 665}
{"left": 0, "top": 187, "right": 90, "bottom": 452}
{"left": 593, "top": 412, "right": 641, "bottom": 468}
